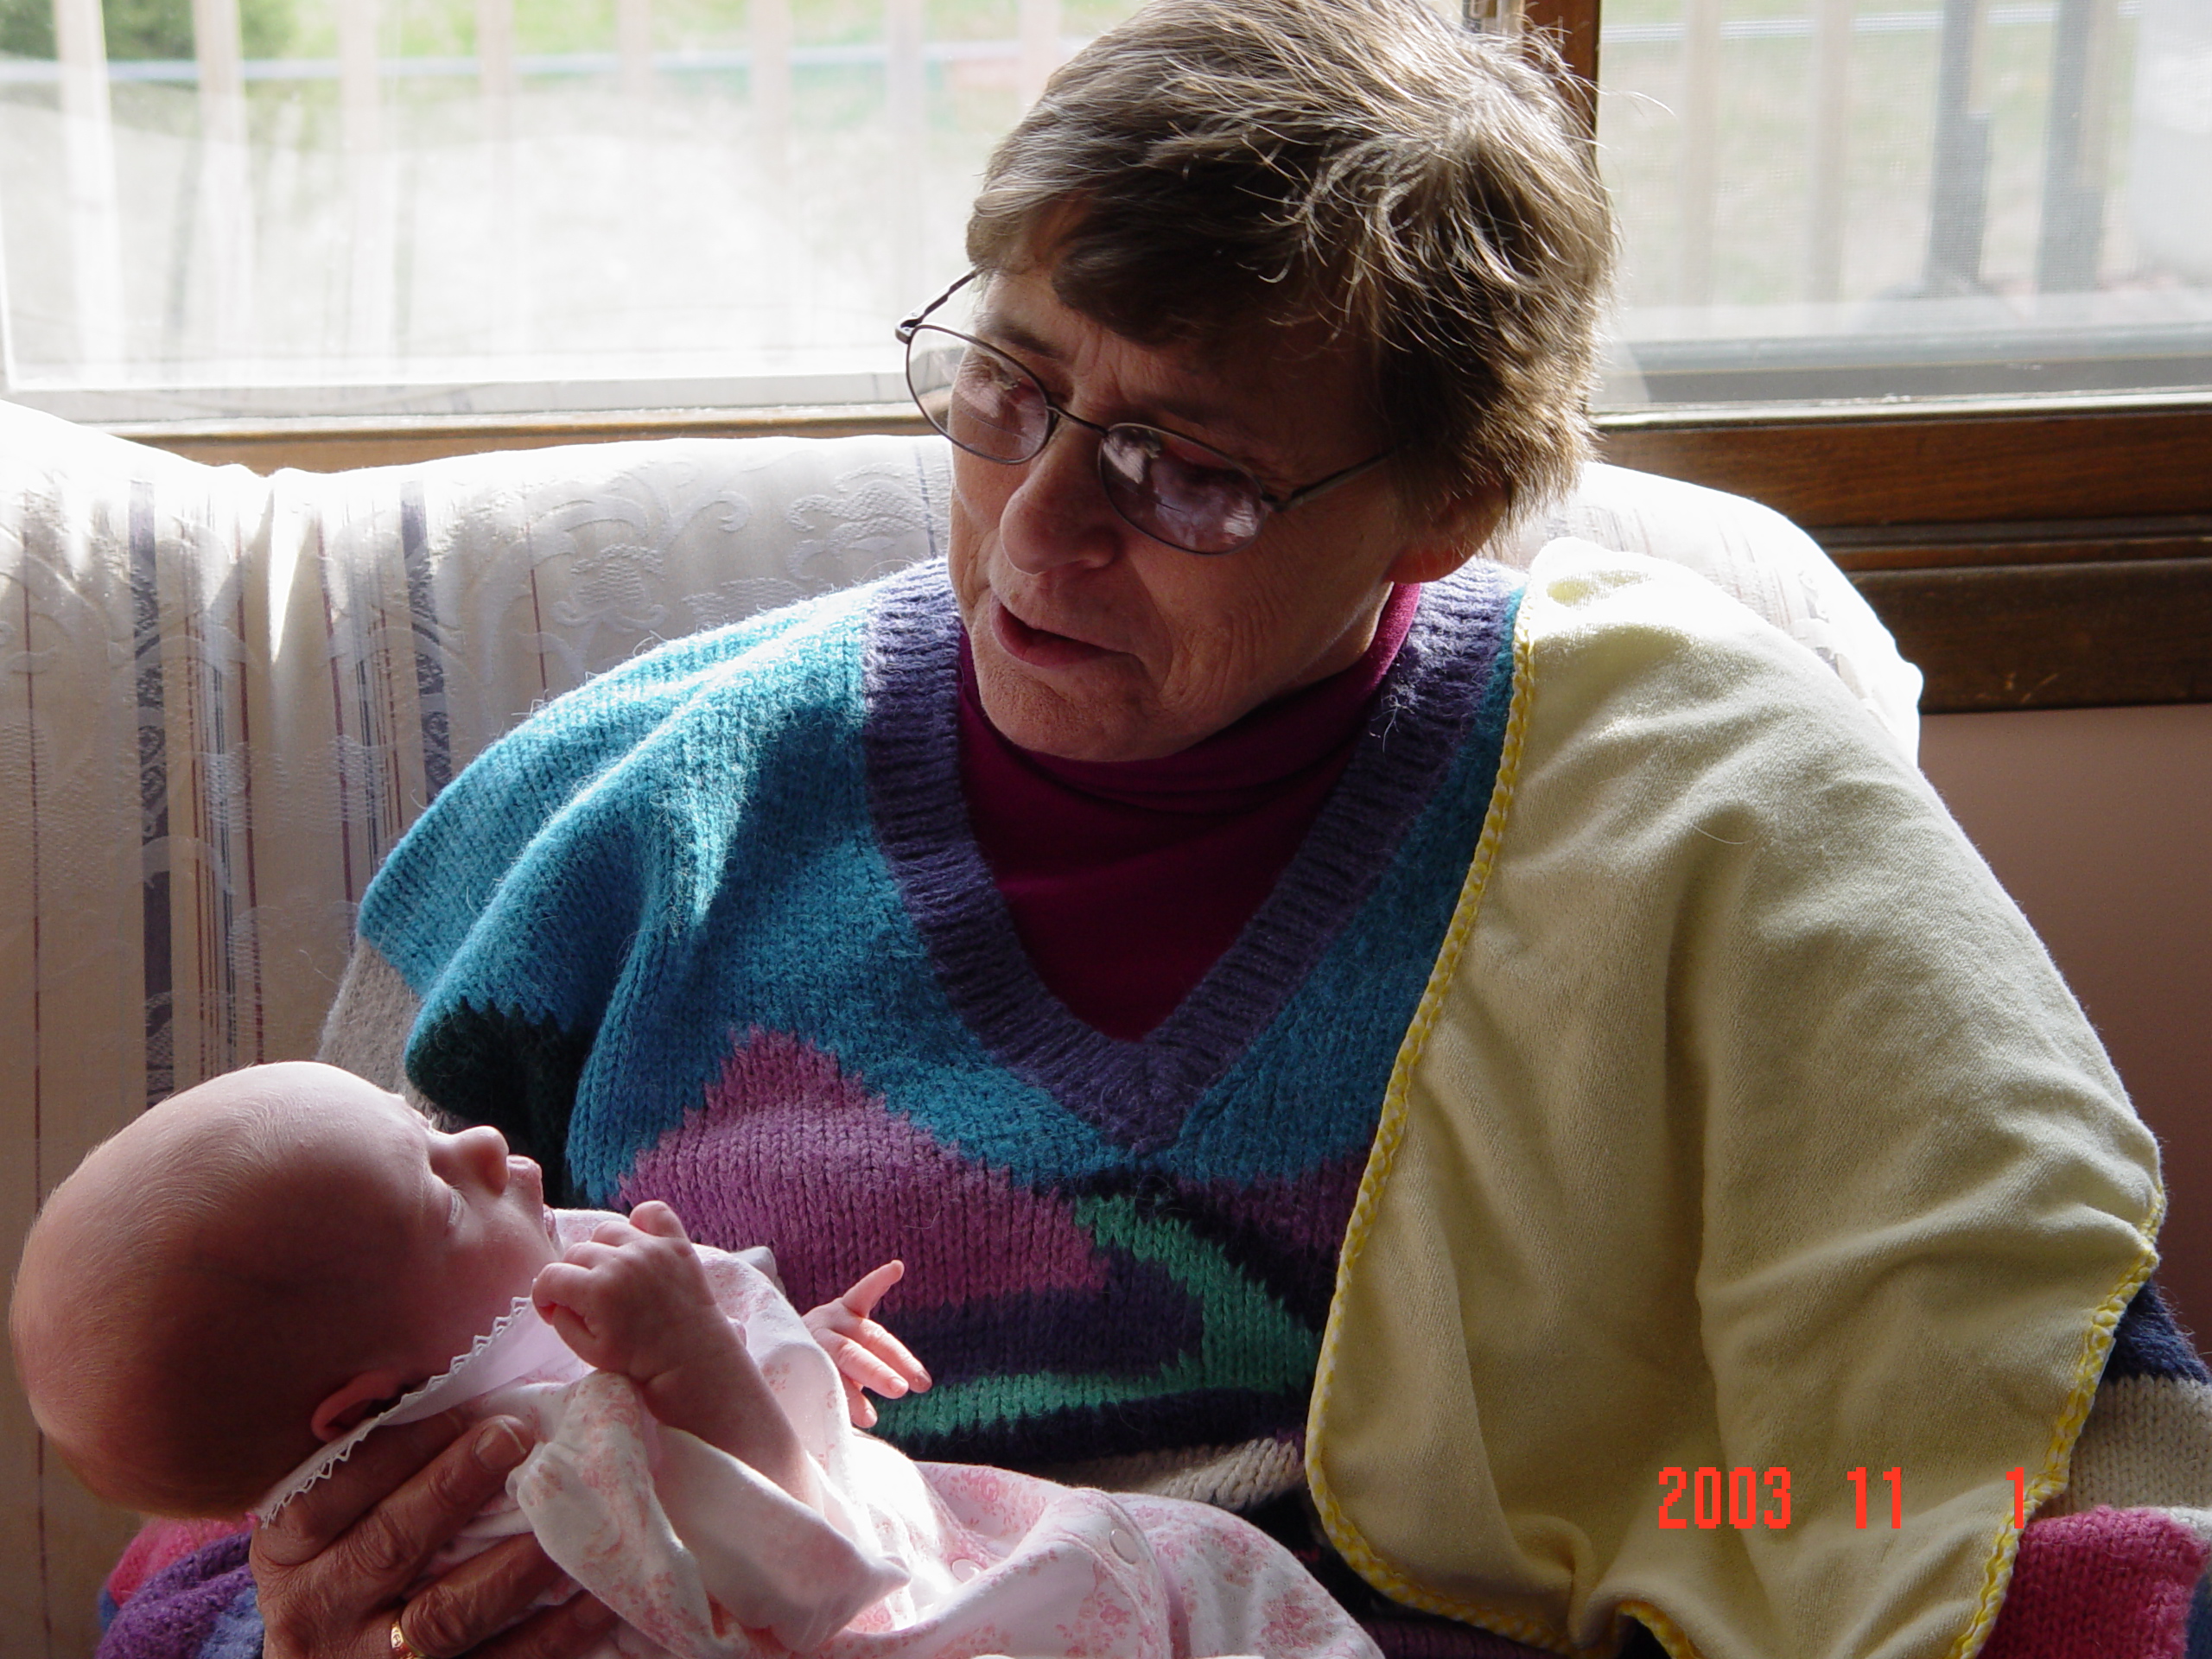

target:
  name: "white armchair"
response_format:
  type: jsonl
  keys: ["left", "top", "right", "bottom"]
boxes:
{"left": 0, "top": 398, "right": 1918, "bottom": 1658}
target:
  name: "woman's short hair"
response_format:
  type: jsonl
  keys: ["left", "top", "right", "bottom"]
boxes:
{"left": 967, "top": 0, "right": 1616, "bottom": 520}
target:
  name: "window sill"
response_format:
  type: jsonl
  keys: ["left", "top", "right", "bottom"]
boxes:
{"left": 90, "top": 403, "right": 934, "bottom": 474}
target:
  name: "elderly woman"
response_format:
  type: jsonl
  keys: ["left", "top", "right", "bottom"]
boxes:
{"left": 95, "top": 2, "right": 2185, "bottom": 1657}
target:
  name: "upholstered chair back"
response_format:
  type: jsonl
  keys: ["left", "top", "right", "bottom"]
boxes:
{"left": 0, "top": 400, "right": 1916, "bottom": 1658}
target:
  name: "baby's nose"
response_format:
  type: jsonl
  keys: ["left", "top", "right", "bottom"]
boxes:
{"left": 454, "top": 1124, "right": 512, "bottom": 1190}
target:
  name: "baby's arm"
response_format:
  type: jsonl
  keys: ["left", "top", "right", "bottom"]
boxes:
{"left": 532, "top": 1201, "right": 809, "bottom": 1501}
{"left": 804, "top": 1262, "right": 932, "bottom": 1428}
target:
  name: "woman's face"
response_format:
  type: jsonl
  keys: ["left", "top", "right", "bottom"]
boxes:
{"left": 946, "top": 264, "right": 1493, "bottom": 762}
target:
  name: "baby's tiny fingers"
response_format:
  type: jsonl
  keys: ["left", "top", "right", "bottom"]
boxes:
{"left": 560, "top": 1237, "right": 623, "bottom": 1270}
{"left": 842, "top": 1376, "right": 880, "bottom": 1430}
{"left": 537, "top": 1301, "right": 599, "bottom": 1357}
{"left": 532, "top": 1261, "right": 600, "bottom": 1311}
{"left": 826, "top": 1332, "right": 912, "bottom": 1399}
{"left": 837, "top": 1260, "right": 906, "bottom": 1319}
{"left": 626, "top": 1200, "right": 690, "bottom": 1241}
{"left": 849, "top": 1319, "right": 931, "bottom": 1392}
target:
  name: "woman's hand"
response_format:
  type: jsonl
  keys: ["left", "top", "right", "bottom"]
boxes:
{"left": 803, "top": 1261, "right": 932, "bottom": 1428}
{"left": 251, "top": 1408, "right": 618, "bottom": 1659}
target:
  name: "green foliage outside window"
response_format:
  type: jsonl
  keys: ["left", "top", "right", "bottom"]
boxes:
{"left": 0, "top": 0, "right": 292, "bottom": 61}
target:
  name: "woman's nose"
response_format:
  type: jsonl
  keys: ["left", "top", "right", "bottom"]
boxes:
{"left": 998, "top": 422, "right": 1130, "bottom": 574}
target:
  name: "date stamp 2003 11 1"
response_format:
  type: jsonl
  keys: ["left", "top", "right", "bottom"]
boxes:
{"left": 1658, "top": 1466, "right": 2033, "bottom": 1532}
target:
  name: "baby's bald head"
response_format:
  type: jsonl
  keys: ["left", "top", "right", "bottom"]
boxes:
{"left": 10, "top": 1065, "right": 414, "bottom": 1516}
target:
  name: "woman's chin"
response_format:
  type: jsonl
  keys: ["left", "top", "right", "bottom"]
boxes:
{"left": 971, "top": 650, "right": 1174, "bottom": 763}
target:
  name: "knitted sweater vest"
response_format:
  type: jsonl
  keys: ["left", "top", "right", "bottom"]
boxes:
{"left": 362, "top": 558, "right": 1522, "bottom": 1475}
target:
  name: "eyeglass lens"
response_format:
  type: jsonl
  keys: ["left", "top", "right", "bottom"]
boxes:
{"left": 904, "top": 323, "right": 1270, "bottom": 554}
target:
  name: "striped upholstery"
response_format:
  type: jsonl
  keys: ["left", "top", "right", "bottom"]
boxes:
{"left": 0, "top": 408, "right": 951, "bottom": 1657}
{"left": 0, "top": 398, "right": 1917, "bottom": 1659}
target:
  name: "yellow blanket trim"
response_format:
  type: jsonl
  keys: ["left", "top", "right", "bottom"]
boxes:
{"left": 1619, "top": 1599, "right": 1702, "bottom": 1659}
{"left": 1307, "top": 604, "right": 1628, "bottom": 1656}
{"left": 1948, "top": 1186, "right": 2164, "bottom": 1659}
{"left": 1305, "top": 581, "right": 2169, "bottom": 1659}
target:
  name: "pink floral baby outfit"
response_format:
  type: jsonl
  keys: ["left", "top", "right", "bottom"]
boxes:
{"left": 257, "top": 1213, "right": 1380, "bottom": 1659}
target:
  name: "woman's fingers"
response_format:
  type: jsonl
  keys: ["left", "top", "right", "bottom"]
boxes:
{"left": 328, "top": 1419, "right": 535, "bottom": 1594}
{"left": 253, "top": 1414, "right": 538, "bottom": 1659}
{"left": 472, "top": 1589, "right": 622, "bottom": 1659}
{"left": 398, "top": 1533, "right": 569, "bottom": 1657}
{"left": 253, "top": 1409, "right": 474, "bottom": 1569}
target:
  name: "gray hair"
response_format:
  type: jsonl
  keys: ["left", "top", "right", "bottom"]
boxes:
{"left": 966, "top": 0, "right": 1616, "bottom": 519}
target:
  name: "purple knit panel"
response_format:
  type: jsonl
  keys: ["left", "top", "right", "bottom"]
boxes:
{"left": 859, "top": 560, "right": 1512, "bottom": 1154}
{"left": 617, "top": 1026, "right": 1104, "bottom": 1308}
{"left": 96, "top": 1531, "right": 252, "bottom": 1659}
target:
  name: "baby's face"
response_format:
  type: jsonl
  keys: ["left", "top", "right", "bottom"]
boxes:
{"left": 10, "top": 1062, "right": 569, "bottom": 1509}
{"left": 302, "top": 1073, "right": 563, "bottom": 1385}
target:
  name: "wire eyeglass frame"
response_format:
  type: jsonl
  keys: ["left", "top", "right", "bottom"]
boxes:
{"left": 896, "top": 271, "right": 1394, "bottom": 556}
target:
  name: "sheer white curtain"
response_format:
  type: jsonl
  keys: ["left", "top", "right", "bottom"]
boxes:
{"left": 0, "top": 0, "right": 1172, "bottom": 419}
{"left": 10, "top": 0, "right": 2199, "bottom": 416}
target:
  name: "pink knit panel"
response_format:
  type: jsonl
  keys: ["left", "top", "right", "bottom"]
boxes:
{"left": 1981, "top": 1506, "right": 2206, "bottom": 1659}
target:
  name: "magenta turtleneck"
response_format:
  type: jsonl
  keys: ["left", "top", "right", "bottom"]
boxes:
{"left": 957, "top": 583, "right": 1422, "bottom": 1040}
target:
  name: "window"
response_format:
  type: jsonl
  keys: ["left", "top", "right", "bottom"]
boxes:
{"left": 4, "top": 0, "right": 2206, "bottom": 709}
{"left": 1527, "top": 0, "right": 2212, "bottom": 714}
{"left": 1, "top": 0, "right": 1160, "bottom": 420}
{"left": 1592, "top": 0, "right": 2212, "bottom": 404}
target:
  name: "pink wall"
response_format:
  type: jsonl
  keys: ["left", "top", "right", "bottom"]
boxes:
{"left": 1920, "top": 703, "right": 2212, "bottom": 1351}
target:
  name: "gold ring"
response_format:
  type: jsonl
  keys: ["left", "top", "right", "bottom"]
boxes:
{"left": 390, "top": 1614, "right": 428, "bottom": 1659}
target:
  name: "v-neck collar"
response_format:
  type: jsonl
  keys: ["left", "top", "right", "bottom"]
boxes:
{"left": 861, "top": 559, "right": 1516, "bottom": 1156}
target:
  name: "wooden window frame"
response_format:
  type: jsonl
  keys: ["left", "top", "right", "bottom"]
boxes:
{"left": 1601, "top": 397, "right": 2212, "bottom": 712}
{"left": 101, "top": 0, "right": 2212, "bottom": 716}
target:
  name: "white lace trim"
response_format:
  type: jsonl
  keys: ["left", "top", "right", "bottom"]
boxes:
{"left": 250, "top": 1213, "right": 783, "bottom": 1523}
{"left": 253, "top": 1294, "right": 576, "bottom": 1523}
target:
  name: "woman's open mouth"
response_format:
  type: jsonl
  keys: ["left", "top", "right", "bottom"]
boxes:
{"left": 994, "top": 598, "right": 1110, "bottom": 669}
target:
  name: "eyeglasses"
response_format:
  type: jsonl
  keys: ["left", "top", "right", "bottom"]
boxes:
{"left": 896, "top": 272, "right": 1394, "bottom": 556}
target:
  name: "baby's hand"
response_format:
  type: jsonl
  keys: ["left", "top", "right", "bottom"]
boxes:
{"left": 803, "top": 1262, "right": 933, "bottom": 1428}
{"left": 532, "top": 1200, "right": 726, "bottom": 1391}
{"left": 534, "top": 1201, "right": 808, "bottom": 1497}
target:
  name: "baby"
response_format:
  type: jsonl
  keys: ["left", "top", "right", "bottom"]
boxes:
{"left": 11, "top": 1062, "right": 1380, "bottom": 1659}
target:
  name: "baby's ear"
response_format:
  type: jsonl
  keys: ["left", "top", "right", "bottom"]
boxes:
{"left": 310, "top": 1369, "right": 415, "bottom": 1442}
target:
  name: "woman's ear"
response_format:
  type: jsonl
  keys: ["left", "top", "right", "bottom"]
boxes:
{"left": 310, "top": 1368, "right": 415, "bottom": 1442}
{"left": 1382, "top": 487, "right": 1510, "bottom": 587}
